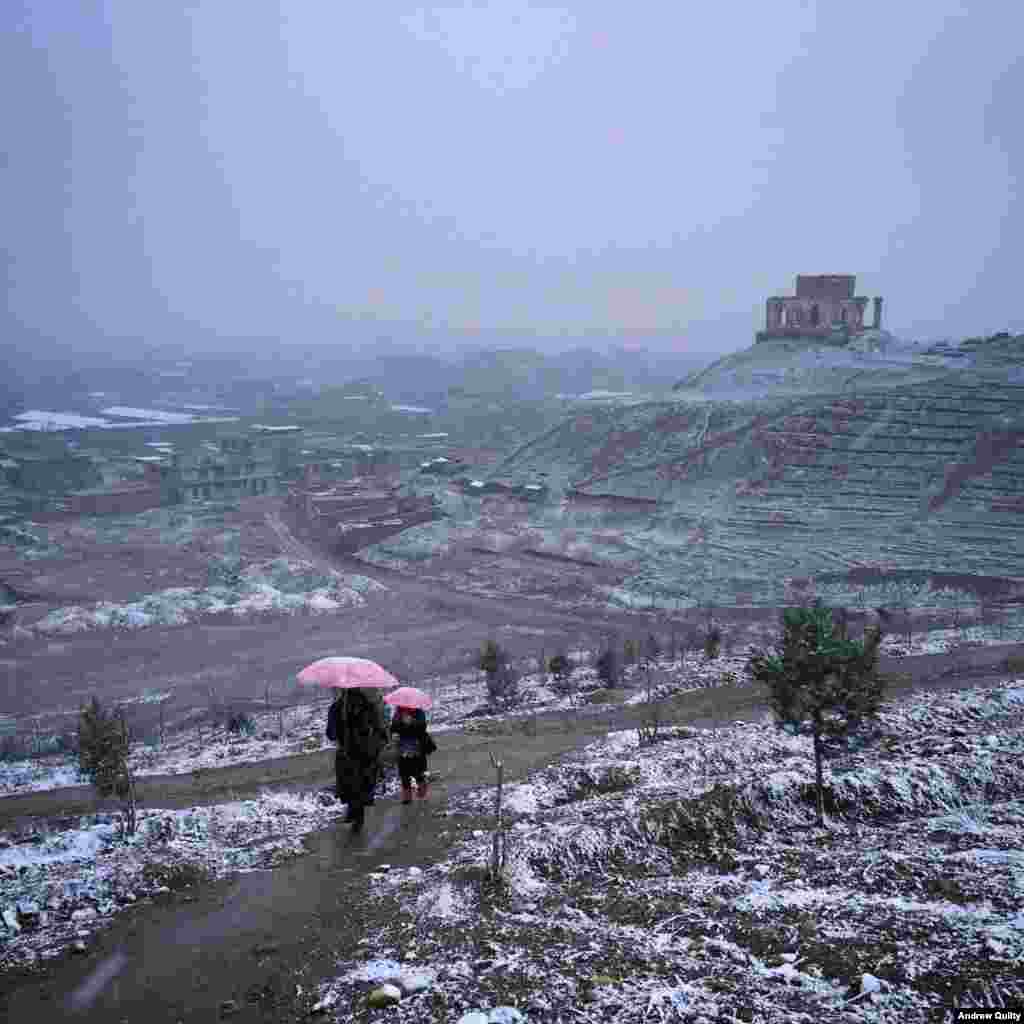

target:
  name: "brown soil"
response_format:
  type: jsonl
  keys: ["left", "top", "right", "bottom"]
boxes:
{"left": 0, "top": 497, "right": 752, "bottom": 739}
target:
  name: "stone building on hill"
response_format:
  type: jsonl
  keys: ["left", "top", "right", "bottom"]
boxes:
{"left": 757, "top": 275, "right": 882, "bottom": 343}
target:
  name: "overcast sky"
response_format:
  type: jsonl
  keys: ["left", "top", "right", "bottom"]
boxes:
{"left": 3, "top": 2, "right": 1021, "bottom": 357}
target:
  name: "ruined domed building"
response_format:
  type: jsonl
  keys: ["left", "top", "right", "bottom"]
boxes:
{"left": 757, "top": 275, "right": 883, "bottom": 343}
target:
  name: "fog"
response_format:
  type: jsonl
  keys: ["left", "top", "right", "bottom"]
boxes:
{"left": 3, "top": 2, "right": 1021, "bottom": 361}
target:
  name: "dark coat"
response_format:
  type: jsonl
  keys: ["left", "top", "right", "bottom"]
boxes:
{"left": 390, "top": 708, "right": 435, "bottom": 758}
{"left": 327, "top": 689, "right": 388, "bottom": 807}
{"left": 327, "top": 688, "right": 387, "bottom": 760}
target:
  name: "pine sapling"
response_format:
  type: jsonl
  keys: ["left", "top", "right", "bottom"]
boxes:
{"left": 77, "top": 697, "right": 138, "bottom": 837}
{"left": 747, "top": 603, "right": 886, "bottom": 828}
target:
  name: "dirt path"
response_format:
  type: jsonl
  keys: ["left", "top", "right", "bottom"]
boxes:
{"left": 2, "top": 655, "right": 1021, "bottom": 1022}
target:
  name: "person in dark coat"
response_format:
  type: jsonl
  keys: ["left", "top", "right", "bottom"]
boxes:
{"left": 389, "top": 705, "right": 435, "bottom": 804}
{"left": 326, "top": 687, "right": 388, "bottom": 830}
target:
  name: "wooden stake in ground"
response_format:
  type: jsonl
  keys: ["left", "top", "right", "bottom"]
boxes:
{"left": 118, "top": 709, "right": 138, "bottom": 837}
{"left": 489, "top": 751, "right": 505, "bottom": 878}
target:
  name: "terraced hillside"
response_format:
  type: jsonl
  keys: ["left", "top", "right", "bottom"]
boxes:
{"left": 483, "top": 362, "right": 1024, "bottom": 594}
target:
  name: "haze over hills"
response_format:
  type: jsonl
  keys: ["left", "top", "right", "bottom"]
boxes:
{"left": 0, "top": 338, "right": 715, "bottom": 426}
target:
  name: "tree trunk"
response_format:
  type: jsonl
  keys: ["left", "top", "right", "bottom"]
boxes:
{"left": 812, "top": 728, "right": 825, "bottom": 828}
{"left": 125, "top": 770, "right": 137, "bottom": 837}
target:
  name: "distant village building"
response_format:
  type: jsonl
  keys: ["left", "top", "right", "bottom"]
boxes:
{"left": 176, "top": 435, "right": 280, "bottom": 503}
{"left": 58, "top": 427, "right": 304, "bottom": 517}
{"left": 757, "top": 275, "right": 882, "bottom": 343}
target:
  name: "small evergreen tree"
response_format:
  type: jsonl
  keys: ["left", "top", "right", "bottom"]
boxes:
{"left": 747, "top": 603, "right": 885, "bottom": 827}
{"left": 479, "top": 640, "right": 519, "bottom": 707}
{"left": 77, "top": 697, "right": 138, "bottom": 837}
{"left": 478, "top": 638, "right": 504, "bottom": 679}
{"left": 547, "top": 653, "right": 574, "bottom": 697}
{"left": 595, "top": 646, "right": 620, "bottom": 687}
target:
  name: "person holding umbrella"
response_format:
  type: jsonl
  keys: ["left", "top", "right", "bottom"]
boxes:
{"left": 384, "top": 686, "right": 437, "bottom": 805}
{"left": 298, "top": 657, "right": 394, "bottom": 832}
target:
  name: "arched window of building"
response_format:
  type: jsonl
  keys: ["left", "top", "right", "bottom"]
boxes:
{"left": 810, "top": 304, "right": 820, "bottom": 326}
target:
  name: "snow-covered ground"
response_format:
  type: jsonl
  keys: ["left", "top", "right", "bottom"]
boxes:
{"left": 0, "top": 627, "right": 793, "bottom": 798}
{"left": 22, "top": 557, "right": 386, "bottom": 637}
{"left": 312, "top": 679, "right": 1024, "bottom": 1023}
{"left": 0, "top": 700, "right": 345, "bottom": 796}
{"left": 0, "top": 409, "right": 240, "bottom": 432}
{"left": 2, "top": 621, "right": 1019, "bottom": 798}
{"left": 2, "top": 633, "right": 1023, "bottom": 1018}
{"left": 0, "top": 791, "right": 350, "bottom": 966}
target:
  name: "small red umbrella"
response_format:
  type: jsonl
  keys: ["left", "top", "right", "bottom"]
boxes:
{"left": 297, "top": 656, "right": 398, "bottom": 689}
{"left": 383, "top": 686, "right": 433, "bottom": 710}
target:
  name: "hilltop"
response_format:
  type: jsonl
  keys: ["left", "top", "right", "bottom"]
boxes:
{"left": 672, "top": 330, "right": 1024, "bottom": 399}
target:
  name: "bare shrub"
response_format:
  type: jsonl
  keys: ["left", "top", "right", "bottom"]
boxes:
{"left": 482, "top": 645, "right": 521, "bottom": 708}
{"left": 636, "top": 712, "right": 664, "bottom": 747}
{"left": 623, "top": 638, "right": 638, "bottom": 667}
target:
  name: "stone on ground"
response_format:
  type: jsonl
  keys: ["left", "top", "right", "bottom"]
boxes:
{"left": 367, "top": 983, "right": 402, "bottom": 1008}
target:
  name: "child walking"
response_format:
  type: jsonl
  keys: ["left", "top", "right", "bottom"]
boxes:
{"left": 389, "top": 705, "right": 436, "bottom": 804}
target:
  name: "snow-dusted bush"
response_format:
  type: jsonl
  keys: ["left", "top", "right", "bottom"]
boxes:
{"left": 0, "top": 520, "right": 60, "bottom": 559}
{"left": 226, "top": 712, "right": 255, "bottom": 737}
{"left": 207, "top": 555, "right": 243, "bottom": 589}
{"left": 31, "top": 558, "right": 378, "bottom": 636}
{"left": 361, "top": 522, "right": 452, "bottom": 565}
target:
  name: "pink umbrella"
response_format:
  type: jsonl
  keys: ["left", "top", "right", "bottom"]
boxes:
{"left": 383, "top": 686, "right": 433, "bottom": 710}
{"left": 297, "top": 657, "right": 398, "bottom": 689}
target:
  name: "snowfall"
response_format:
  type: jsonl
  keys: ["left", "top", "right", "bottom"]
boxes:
{"left": 1, "top": 621, "right": 1023, "bottom": 1022}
